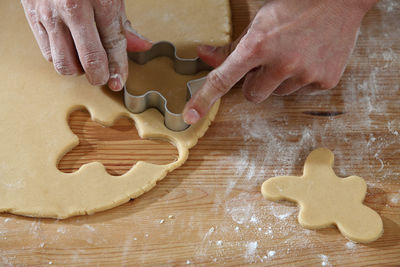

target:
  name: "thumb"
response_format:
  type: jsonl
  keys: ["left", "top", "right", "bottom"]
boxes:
{"left": 124, "top": 20, "right": 153, "bottom": 52}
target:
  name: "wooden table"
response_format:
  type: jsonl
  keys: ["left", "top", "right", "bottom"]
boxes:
{"left": 1, "top": 0, "right": 399, "bottom": 266}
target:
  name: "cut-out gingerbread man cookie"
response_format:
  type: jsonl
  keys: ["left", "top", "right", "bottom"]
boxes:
{"left": 261, "top": 148, "right": 383, "bottom": 243}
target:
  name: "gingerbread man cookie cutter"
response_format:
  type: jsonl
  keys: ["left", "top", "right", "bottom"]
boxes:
{"left": 261, "top": 148, "right": 383, "bottom": 243}
{"left": 123, "top": 41, "right": 212, "bottom": 131}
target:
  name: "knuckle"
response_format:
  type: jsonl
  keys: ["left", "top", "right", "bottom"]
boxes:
{"left": 60, "top": 0, "right": 81, "bottom": 17}
{"left": 207, "top": 70, "right": 230, "bottom": 95}
{"left": 81, "top": 50, "right": 108, "bottom": 85}
{"left": 279, "top": 63, "right": 297, "bottom": 76}
{"left": 25, "top": 8, "right": 38, "bottom": 23}
{"left": 237, "top": 30, "right": 266, "bottom": 61}
{"left": 95, "top": 0, "right": 121, "bottom": 18}
{"left": 281, "top": 57, "right": 301, "bottom": 74}
{"left": 97, "top": 0, "right": 117, "bottom": 8}
{"left": 103, "top": 34, "right": 126, "bottom": 51}
{"left": 53, "top": 58, "right": 74, "bottom": 75}
{"left": 39, "top": 7, "right": 59, "bottom": 28}
{"left": 243, "top": 37, "right": 265, "bottom": 60}
{"left": 64, "top": 0, "right": 79, "bottom": 8}
{"left": 82, "top": 50, "right": 107, "bottom": 70}
{"left": 248, "top": 39, "right": 264, "bottom": 55}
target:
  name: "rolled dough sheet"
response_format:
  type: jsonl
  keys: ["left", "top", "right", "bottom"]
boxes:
{"left": 0, "top": 0, "right": 231, "bottom": 218}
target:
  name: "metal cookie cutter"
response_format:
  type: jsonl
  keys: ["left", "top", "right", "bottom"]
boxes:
{"left": 123, "top": 41, "right": 212, "bottom": 131}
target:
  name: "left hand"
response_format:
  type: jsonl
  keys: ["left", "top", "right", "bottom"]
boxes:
{"left": 21, "top": 0, "right": 152, "bottom": 91}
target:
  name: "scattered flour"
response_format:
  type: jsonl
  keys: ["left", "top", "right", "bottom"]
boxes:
{"left": 56, "top": 226, "right": 66, "bottom": 234}
{"left": 388, "top": 121, "right": 399, "bottom": 136}
{"left": 269, "top": 203, "right": 296, "bottom": 221}
{"left": 265, "top": 226, "right": 273, "bottom": 237}
{"left": 203, "top": 227, "right": 215, "bottom": 241}
{"left": 345, "top": 241, "right": 356, "bottom": 249}
{"left": 319, "top": 254, "right": 331, "bottom": 267}
{"left": 83, "top": 224, "right": 95, "bottom": 232}
{"left": 250, "top": 215, "right": 259, "bottom": 224}
{"left": 390, "top": 193, "right": 399, "bottom": 204}
{"left": 245, "top": 241, "right": 258, "bottom": 261}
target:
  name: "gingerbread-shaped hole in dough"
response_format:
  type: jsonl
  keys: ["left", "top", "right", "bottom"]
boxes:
{"left": 126, "top": 57, "right": 209, "bottom": 114}
{"left": 58, "top": 109, "right": 179, "bottom": 176}
{"left": 261, "top": 148, "right": 383, "bottom": 243}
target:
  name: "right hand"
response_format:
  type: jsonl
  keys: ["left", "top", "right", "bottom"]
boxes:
{"left": 183, "top": 0, "right": 378, "bottom": 124}
{"left": 21, "top": 0, "right": 152, "bottom": 91}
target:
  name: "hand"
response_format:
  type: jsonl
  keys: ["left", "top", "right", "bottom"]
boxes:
{"left": 21, "top": 0, "right": 152, "bottom": 91}
{"left": 183, "top": 0, "right": 379, "bottom": 124}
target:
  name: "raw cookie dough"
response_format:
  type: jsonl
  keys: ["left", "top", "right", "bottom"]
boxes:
{"left": 126, "top": 58, "right": 208, "bottom": 113}
{"left": 126, "top": 0, "right": 231, "bottom": 114}
{"left": 261, "top": 148, "right": 383, "bottom": 243}
{"left": 0, "top": 0, "right": 231, "bottom": 218}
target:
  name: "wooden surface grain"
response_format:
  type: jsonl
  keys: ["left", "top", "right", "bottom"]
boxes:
{"left": 1, "top": 0, "right": 400, "bottom": 266}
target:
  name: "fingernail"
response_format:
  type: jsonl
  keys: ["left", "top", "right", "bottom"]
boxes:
{"left": 184, "top": 108, "right": 200, "bottom": 124}
{"left": 198, "top": 45, "right": 217, "bottom": 54}
{"left": 108, "top": 74, "right": 123, "bottom": 91}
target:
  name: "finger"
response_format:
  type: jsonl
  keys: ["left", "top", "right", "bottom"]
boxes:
{"left": 94, "top": 1, "right": 128, "bottom": 91}
{"left": 183, "top": 45, "right": 257, "bottom": 124}
{"left": 242, "top": 65, "right": 290, "bottom": 103}
{"left": 32, "top": 22, "right": 53, "bottom": 62}
{"left": 61, "top": 1, "right": 109, "bottom": 86}
{"left": 22, "top": 3, "right": 52, "bottom": 61}
{"left": 46, "top": 21, "right": 83, "bottom": 76}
